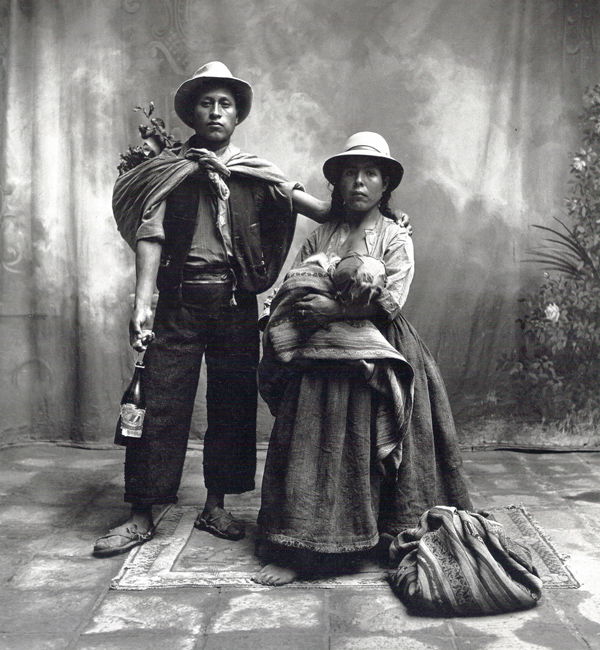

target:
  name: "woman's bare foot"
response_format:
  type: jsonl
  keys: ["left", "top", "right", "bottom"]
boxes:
{"left": 252, "top": 563, "right": 298, "bottom": 586}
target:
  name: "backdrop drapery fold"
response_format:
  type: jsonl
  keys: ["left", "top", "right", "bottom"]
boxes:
{"left": 1, "top": 0, "right": 599, "bottom": 448}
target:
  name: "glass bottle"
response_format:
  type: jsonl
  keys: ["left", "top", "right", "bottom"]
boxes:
{"left": 114, "top": 360, "right": 146, "bottom": 446}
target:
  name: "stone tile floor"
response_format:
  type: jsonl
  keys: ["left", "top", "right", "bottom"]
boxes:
{"left": 1, "top": 444, "right": 600, "bottom": 649}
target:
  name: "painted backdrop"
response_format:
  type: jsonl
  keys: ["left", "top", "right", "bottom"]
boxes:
{"left": 1, "top": 0, "right": 599, "bottom": 448}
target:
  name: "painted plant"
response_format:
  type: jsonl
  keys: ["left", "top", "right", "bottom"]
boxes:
{"left": 501, "top": 84, "right": 600, "bottom": 428}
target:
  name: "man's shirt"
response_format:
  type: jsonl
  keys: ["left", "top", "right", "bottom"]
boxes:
{"left": 135, "top": 144, "right": 298, "bottom": 270}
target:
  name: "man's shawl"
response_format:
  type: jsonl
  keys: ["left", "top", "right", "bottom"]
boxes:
{"left": 259, "top": 262, "right": 414, "bottom": 474}
{"left": 112, "top": 144, "right": 295, "bottom": 251}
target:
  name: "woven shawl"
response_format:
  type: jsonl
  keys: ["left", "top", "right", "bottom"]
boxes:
{"left": 389, "top": 506, "right": 543, "bottom": 616}
{"left": 112, "top": 145, "right": 292, "bottom": 251}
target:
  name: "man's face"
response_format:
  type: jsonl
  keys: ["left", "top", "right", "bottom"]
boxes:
{"left": 192, "top": 85, "right": 238, "bottom": 147}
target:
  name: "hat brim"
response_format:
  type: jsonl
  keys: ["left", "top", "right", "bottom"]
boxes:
{"left": 174, "top": 76, "right": 253, "bottom": 128}
{"left": 323, "top": 151, "right": 404, "bottom": 190}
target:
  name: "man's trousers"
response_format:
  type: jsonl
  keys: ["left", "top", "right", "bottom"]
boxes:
{"left": 124, "top": 281, "right": 259, "bottom": 505}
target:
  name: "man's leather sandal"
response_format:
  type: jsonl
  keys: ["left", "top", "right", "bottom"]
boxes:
{"left": 92, "top": 523, "right": 155, "bottom": 557}
{"left": 194, "top": 507, "right": 245, "bottom": 541}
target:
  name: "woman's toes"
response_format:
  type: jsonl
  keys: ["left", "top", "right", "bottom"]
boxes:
{"left": 251, "top": 567, "right": 271, "bottom": 585}
{"left": 253, "top": 562, "right": 299, "bottom": 586}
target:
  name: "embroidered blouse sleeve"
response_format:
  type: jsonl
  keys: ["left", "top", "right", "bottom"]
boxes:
{"left": 376, "top": 227, "right": 414, "bottom": 319}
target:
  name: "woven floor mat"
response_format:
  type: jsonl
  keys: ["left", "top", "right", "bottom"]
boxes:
{"left": 110, "top": 504, "right": 579, "bottom": 590}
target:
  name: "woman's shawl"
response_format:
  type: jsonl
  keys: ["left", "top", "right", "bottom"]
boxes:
{"left": 112, "top": 145, "right": 293, "bottom": 250}
{"left": 389, "top": 506, "right": 543, "bottom": 616}
{"left": 259, "top": 262, "right": 414, "bottom": 472}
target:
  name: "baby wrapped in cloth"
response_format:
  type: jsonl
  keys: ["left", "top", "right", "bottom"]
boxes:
{"left": 259, "top": 252, "right": 414, "bottom": 474}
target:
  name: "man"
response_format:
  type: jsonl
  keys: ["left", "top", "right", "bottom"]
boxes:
{"left": 94, "top": 61, "right": 328, "bottom": 556}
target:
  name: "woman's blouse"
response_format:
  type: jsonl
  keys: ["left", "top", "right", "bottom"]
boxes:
{"left": 295, "top": 213, "right": 414, "bottom": 319}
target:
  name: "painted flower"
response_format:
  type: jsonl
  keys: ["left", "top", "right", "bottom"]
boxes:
{"left": 584, "top": 86, "right": 600, "bottom": 107}
{"left": 544, "top": 303, "right": 560, "bottom": 323}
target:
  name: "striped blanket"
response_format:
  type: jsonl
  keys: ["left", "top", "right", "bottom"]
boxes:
{"left": 259, "top": 263, "right": 414, "bottom": 471}
{"left": 389, "top": 506, "right": 543, "bottom": 616}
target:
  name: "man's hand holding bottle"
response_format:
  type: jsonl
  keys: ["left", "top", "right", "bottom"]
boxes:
{"left": 129, "top": 304, "right": 155, "bottom": 352}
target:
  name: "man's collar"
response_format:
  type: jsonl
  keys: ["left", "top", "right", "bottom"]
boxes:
{"left": 184, "top": 135, "right": 240, "bottom": 163}
{"left": 219, "top": 144, "right": 240, "bottom": 164}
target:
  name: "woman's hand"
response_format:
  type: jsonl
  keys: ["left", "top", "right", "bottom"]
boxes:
{"left": 293, "top": 294, "right": 341, "bottom": 330}
{"left": 398, "top": 211, "right": 413, "bottom": 235}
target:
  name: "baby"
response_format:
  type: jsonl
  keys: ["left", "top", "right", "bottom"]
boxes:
{"left": 330, "top": 252, "right": 387, "bottom": 306}
{"left": 260, "top": 250, "right": 403, "bottom": 411}
{"left": 302, "top": 251, "right": 387, "bottom": 306}
{"left": 259, "top": 252, "right": 387, "bottom": 332}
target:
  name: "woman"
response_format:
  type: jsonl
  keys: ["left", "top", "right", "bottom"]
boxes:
{"left": 254, "top": 132, "right": 473, "bottom": 586}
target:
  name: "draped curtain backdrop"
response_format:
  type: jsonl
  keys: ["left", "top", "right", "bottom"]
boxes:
{"left": 1, "top": 0, "right": 599, "bottom": 449}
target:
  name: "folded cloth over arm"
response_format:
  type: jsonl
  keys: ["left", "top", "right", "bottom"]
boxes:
{"left": 259, "top": 262, "right": 414, "bottom": 474}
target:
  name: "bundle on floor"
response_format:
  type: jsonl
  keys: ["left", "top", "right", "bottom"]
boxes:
{"left": 389, "top": 506, "right": 543, "bottom": 616}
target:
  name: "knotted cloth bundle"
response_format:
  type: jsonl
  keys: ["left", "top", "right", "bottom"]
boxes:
{"left": 112, "top": 144, "right": 292, "bottom": 251}
{"left": 389, "top": 506, "right": 543, "bottom": 616}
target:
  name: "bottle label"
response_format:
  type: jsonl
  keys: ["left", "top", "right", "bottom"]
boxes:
{"left": 119, "top": 403, "right": 145, "bottom": 438}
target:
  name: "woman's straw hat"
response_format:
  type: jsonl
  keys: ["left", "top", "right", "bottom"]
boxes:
{"left": 323, "top": 132, "right": 404, "bottom": 190}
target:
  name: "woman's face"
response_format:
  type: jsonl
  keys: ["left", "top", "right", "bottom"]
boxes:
{"left": 338, "top": 157, "right": 388, "bottom": 214}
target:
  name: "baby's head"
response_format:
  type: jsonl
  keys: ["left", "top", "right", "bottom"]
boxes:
{"left": 331, "top": 253, "right": 386, "bottom": 305}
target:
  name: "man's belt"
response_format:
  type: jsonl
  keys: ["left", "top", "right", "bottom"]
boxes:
{"left": 182, "top": 266, "right": 234, "bottom": 284}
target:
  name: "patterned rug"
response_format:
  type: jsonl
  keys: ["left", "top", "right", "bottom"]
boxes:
{"left": 110, "top": 504, "right": 579, "bottom": 590}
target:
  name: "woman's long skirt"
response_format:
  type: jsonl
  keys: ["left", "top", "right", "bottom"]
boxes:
{"left": 257, "top": 314, "right": 473, "bottom": 552}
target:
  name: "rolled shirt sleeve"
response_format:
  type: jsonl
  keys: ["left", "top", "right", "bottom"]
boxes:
{"left": 135, "top": 200, "right": 166, "bottom": 242}
{"left": 269, "top": 181, "right": 305, "bottom": 213}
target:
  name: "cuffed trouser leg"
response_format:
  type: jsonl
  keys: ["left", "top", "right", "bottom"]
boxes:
{"left": 203, "top": 358, "right": 258, "bottom": 493}
{"left": 124, "top": 297, "right": 204, "bottom": 505}
{"left": 124, "top": 287, "right": 259, "bottom": 504}
{"left": 203, "top": 292, "right": 259, "bottom": 494}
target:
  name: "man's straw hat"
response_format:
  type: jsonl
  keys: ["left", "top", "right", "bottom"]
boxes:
{"left": 174, "top": 61, "right": 253, "bottom": 128}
